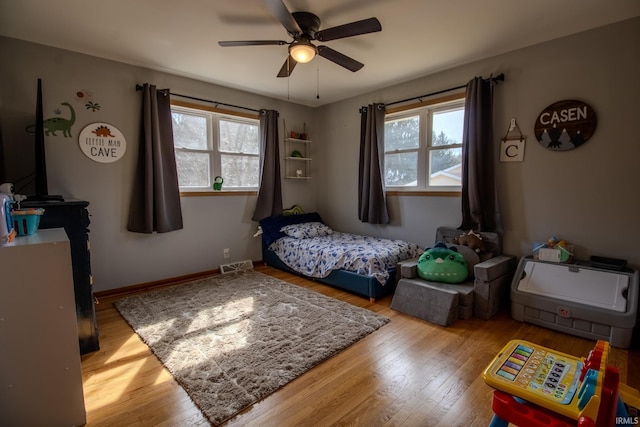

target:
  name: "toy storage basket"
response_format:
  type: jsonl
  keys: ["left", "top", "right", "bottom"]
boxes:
{"left": 11, "top": 208, "right": 45, "bottom": 236}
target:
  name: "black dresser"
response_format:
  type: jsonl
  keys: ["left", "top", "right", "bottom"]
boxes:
{"left": 22, "top": 199, "right": 99, "bottom": 354}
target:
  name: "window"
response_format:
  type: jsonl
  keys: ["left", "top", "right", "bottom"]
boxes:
{"left": 384, "top": 98, "right": 465, "bottom": 191}
{"left": 171, "top": 104, "right": 260, "bottom": 192}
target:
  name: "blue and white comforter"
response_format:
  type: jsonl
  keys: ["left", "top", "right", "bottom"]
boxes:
{"left": 269, "top": 232, "right": 423, "bottom": 285}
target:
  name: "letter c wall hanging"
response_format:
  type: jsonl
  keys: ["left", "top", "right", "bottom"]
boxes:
{"left": 534, "top": 99, "right": 597, "bottom": 151}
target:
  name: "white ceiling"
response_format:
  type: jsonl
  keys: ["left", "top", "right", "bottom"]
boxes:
{"left": 1, "top": 0, "right": 638, "bottom": 107}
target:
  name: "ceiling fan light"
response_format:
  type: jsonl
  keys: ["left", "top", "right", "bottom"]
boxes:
{"left": 289, "top": 42, "right": 316, "bottom": 63}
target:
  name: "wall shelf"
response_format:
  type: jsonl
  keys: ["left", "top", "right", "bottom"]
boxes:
{"left": 284, "top": 137, "right": 312, "bottom": 179}
{"left": 285, "top": 175, "right": 312, "bottom": 180}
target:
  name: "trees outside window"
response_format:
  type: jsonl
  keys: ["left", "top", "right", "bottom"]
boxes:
{"left": 171, "top": 105, "right": 259, "bottom": 192}
{"left": 384, "top": 99, "right": 464, "bottom": 191}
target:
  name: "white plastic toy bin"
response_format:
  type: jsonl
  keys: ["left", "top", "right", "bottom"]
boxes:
{"left": 510, "top": 256, "right": 638, "bottom": 348}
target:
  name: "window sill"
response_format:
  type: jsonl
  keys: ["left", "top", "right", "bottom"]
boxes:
{"left": 386, "top": 190, "right": 461, "bottom": 197}
{"left": 180, "top": 190, "right": 258, "bottom": 197}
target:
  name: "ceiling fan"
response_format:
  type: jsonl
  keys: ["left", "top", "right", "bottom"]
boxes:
{"left": 218, "top": 0, "right": 382, "bottom": 77}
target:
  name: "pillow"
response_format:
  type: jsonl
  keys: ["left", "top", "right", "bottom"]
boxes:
{"left": 417, "top": 242, "right": 468, "bottom": 284}
{"left": 259, "top": 212, "right": 325, "bottom": 246}
{"left": 280, "top": 222, "right": 333, "bottom": 239}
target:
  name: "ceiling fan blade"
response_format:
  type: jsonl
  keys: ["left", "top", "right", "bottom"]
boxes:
{"left": 317, "top": 46, "right": 364, "bottom": 72}
{"left": 218, "top": 40, "right": 288, "bottom": 47}
{"left": 315, "top": 17, "right": 381, "bottom": 42}
{"left": 263, "top": 0, "right": 302, "bottom": 34}
{"left": 277, "top": 56, "right": 298, "bottom": 77}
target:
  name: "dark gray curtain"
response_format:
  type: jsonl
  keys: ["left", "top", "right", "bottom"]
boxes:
{"left": 127, "top": 84, "right": 183, "bottom": 233}
{"left": 358, "top": 103, "right": 389, "bottom": 224}
{"left": 459, "top": 77, "right": 502, "bottom": 232}
{"left": 252, "top": 109, "right": 282, "bottom": 221}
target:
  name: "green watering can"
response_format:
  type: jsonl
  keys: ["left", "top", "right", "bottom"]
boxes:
{"left": 213, "top": 176, "right": 223, "bottom": 191}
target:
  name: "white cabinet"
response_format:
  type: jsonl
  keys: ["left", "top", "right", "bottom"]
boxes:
{"left": 284, "top": 138, "right": 312, "bottom": 179}
{"left": 0, "top": 229, "right": 86, "bottom": 426}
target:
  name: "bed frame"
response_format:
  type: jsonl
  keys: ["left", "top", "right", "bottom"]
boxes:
{"left": 262, "top": 242, "right": 397, "bottom": 303}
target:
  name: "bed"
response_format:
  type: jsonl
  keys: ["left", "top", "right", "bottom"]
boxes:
{"left": 259, "top": 212, "right": 423, "bottom": 302}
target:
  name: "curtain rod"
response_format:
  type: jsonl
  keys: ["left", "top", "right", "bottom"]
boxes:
{"left": 363, "top": 73, "right": 505, "bottom": 111}
{"left": 135, "top": 84, "right": 262, "bottom": 114}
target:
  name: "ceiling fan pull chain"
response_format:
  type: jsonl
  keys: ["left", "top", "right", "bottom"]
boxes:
{"left": 316, "top": 59, "right": 320, "bottom": 100}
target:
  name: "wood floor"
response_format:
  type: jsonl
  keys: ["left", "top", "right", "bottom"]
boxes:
{"left": 81, "top": 265, "right": 639, "bottom": 426}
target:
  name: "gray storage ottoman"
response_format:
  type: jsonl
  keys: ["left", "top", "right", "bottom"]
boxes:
{"left": 392, "top": 278, "right": 474, "bottom": 326}
{"left": 474, "top": 254, "right": 516, "bottom": 319}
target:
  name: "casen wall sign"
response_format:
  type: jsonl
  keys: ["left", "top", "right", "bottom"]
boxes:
{"left": 534, "top": 100, "right": 597, "bottom": 151}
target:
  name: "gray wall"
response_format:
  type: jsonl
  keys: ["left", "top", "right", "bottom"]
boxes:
{"left": 0, "top": 37, "right": 317, "bottom": 292}
{"left": 316, "top": 17, "right": 640, "bottom": 267}
{"left": 1, "top": 17, "right": 639, "bottom": 292}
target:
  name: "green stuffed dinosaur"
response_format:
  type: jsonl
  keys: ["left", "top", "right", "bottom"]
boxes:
{"left": 417, "top": 242, "right": 468, "bottom": 284}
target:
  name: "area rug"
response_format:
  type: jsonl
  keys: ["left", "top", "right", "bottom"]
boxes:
{"left": 114, "top": 270, "right": 389, "bottom": 425}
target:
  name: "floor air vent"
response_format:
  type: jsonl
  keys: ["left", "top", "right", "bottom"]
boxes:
{"left": 220, "top": 260, "right": 254, "bottom": 274}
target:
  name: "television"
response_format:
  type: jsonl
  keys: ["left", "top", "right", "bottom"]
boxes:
{"left": 28, "top": 78, "right": 62, "bottom": 202}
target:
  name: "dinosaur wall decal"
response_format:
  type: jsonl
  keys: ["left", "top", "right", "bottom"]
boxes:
{"left": 26, "top": 102, "right": 76, "bottom": 137}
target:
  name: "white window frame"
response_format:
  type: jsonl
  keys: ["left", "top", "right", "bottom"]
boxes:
{"left": 384, "top": 97, "right": 465, "bottom": 193}
{"left": 171, "top": 103, "right": 260, "bottom": 193}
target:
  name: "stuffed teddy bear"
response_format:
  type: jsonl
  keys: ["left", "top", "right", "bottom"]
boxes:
{"left": 454, "top": 230, "right": 487, "bottom": 254}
